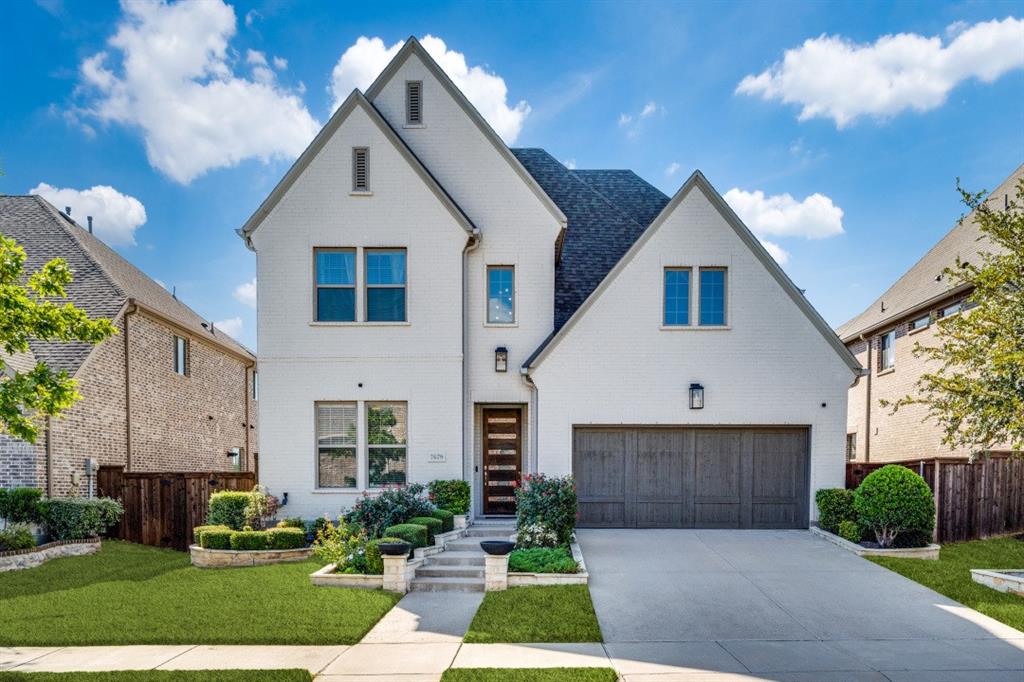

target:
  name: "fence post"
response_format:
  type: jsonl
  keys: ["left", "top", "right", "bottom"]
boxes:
{"left": 932, "top": 458, "right": 941, "bottom": 543}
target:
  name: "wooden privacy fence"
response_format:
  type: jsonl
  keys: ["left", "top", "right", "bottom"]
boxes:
{"left": 846, "top": 455, "right": 1024, "bottom": 543}
{"left": 97, "top": 467, "right": 256, "bottom": 551}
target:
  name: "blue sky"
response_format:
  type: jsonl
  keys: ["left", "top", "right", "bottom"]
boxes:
{"left": 2, "top": 0, "right": 1022, "bottom": 349}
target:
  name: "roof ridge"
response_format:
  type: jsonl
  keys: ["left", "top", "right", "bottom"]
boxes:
{"left": 567, "top": 168, "right": 647, "bottom": 230}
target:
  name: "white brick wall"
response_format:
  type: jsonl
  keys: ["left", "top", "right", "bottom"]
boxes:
{"left": 530, "top": 185, "right": 853, "bottom": 519}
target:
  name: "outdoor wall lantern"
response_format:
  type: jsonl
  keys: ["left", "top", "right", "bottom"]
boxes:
{"left": 689, "top": 383, "right": 704, "bottom": 409}
{"left": 495, "top": 346, "right": 509, "bottom": 373}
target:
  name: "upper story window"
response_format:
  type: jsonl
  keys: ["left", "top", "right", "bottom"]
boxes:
{"left": 315, "top": 248, "right": 356, "bottom": 322}
{"left": 173, "top": 336, "right": 189, "bottom": 376}
{"left": 698, "top": 268, "right": 727, "bottom": 326}
{"left": 406, "top": 81, "right": 423, "bottom": 125}
{"left": 910, "top": 315, "right": 930, "bottom": 331}
{"left": 940, "top": 301, "right": 962, "bottom": 318}
{"left": 487, "top": 265, "right": 515, "bottom": 324}
{"left": 252, "top": 370, "right": 259, "bottom": 401}
{"left": 352, "top": 147, "right": 369, "bottom": 192}
{"left": 316, "top": 402, "right": 357, "bottom": 489}
{"left": 880, "top": 330, "right": 896, "bottom": 370}
{"left": 663, "top": 268, "right": 691, "bottom": 326}
{"left": 365, "top": 249, "right": 407, "bottom": 322}
{"left": 367, "top": 402, "right": 407, "bottom": 488}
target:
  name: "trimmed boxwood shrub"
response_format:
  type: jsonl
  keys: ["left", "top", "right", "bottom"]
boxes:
{"left": 0, "top": 488, "right": 43, "bottom": 525}
{"left": 508, "top": 546, "right": 579, "bottom": 574}
{"left": 516, "top": 474, "right": 577, "bottom": 546}
{"left": 430, "top": 508, "right": 455, "bottom": 533}
{"left": 199, "top": 528, "right": 233, "bottom": 550}
{"left": 854, "top": 465, "right": 935, "bottom": 548}
{"left": 277, "top": 517, "right": 305, "bottom": 530}
{"left": 837, "top": 520, "right": 861, "bottom": 544}
{"left": 266, "top": 527, "right": 306, "bottom": 550}
{"left": 193, "top": 524, "right": 231, "bottom": 545}
{"left": 365, "top": 536, "right": 404, "bottom": 574}
{"left": 428, "top": 479, "right": 470, "bottom": 514}
{"left": 407, "top": 516, "right": 442, "bottom": 543}
{"left": 815, "top": 488, "right": 856, "bottom": 534}
{"left": 383, "top": 523, "right": 428, "bottom": 549}
{"left": 0, "top": 525, "right": 36, "bottom": 552}
{"left": 207, "top": 491, "right": 251, "bottom": 530}
{"left": 345, "top": 484, "right": 434, "bottom": 538}
{"left": 230, "top": 530, "right": 269, "bottom": 551}
{"left": 38, "top": 497, "right": 123, "bottom": 540}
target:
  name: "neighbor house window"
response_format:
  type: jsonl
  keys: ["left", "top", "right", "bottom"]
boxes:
{"left": 252, "top": 370, "right": 259, "bottom": 401}
{"left": 487, "top": 266, "right": 515, "bottom": 323}
{"left": 352, "top": 147, "right": 369, "bottom": 192}
{"left": 880, "top": 330, "right": 896, "bottom": 370}
{"left": 173, "top": 336, "right": 188, "bottom": 376}
{"left": 228, "top": 447, "right": 243, "bottom": 471}
{"left": 910, "top": 315, "right": 930, "bottom": 331}
{"left": 940, "top": 301, "right": 962, "bottom": 318}
{"left": 315, "top": 248, "right": 356, "bottom": 321}
{"left": 367, "top": 402, "right": 407, "bottom": 487}
{"left": 406, "top": 81, "right": 423, "bottom": 125}
{"left": 699, "top": 268, "right": 727, "bottom": 326}
{"left": 365, "top": 249, "right": 407, "bottom": 322}
{"left": 663, "top": 268, "right": 691, "bottom": 326}
{"left": 846, "top": 434, "right": 857, "bottom": 461}
{"left": 317, "top": 402, "right": 357, "bottom": 488}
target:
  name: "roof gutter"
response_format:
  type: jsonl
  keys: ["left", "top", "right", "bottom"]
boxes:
{"left": 127, "top": 298, "right": 255, "bottom": 364}
{"left": 839, "top": 283, "right": 972, "bottom": 344}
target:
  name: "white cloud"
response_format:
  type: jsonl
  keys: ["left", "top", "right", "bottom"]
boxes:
{"left": 233, "top": 277, "right": 257, "bottom": 309}
{"left": 736, "top": 17, "right": 1024, "bottom": 127}
{"left": 272, "top": 55, "right": 288, "bottom": 70}
{"left": 618, "top": 101, "right": 664, "bottom": 138}
{"left": 29, "top": 182, "right": 147, "bottom": 246}
{"left": 665, "top": 162, "right": 681, "bottom": 176}
{"left": 328, "top": 35, "right": 530, "bottom": 143}
{"left": 759, "top": 239, "right": 790, "bottom": 265}
{"left": 213, "top": 316, "right": 243, "bottom": 339}
{"left": 246, "top": 49, "right": 267, "bottom": 66}
{"left": 639, "top": 101, "right": 658, "bottom": 118}
{"left": 563, "top": 158, "right": 577, "bottom": 170}
{"left": 724, "top": 188, "right": 845, "bottom": 240}
{"left": 617, "top": 113, "right": 632, "bottom": 127}
{"left": 77, "top": 0, "right": 320, "bottom": 184}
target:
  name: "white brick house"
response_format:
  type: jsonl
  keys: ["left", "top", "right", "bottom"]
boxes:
{"left": 240, "top": 37, "right": 861, "bottom": 526}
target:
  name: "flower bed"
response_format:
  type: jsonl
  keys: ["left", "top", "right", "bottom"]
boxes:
{"left": 508, "top": 541, "right": 589, "bottom": 586}
{"left": 810, "top": 526, "right": 940, "bottom": 560}
{"left": 0, "top": 537, "right": 100, "bottom": 572}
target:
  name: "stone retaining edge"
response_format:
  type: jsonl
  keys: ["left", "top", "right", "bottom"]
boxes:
{"left": 810, "top": 526, "right": 940, "bottom": 560}
{"left": 0, "top": 538, "right": 100, "bottom": 572}
{"left": 189, "top": 544, "right": 314, "bottom": 568}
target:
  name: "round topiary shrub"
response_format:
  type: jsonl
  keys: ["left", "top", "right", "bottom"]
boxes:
{"left": 853, "top": 465, "right": 934, "bottom": 548}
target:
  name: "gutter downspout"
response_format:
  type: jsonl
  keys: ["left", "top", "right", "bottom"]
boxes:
{"left": 859, "top": 333, "right": 872, "bottom": 463}
{"left": 44, "top": 417, "right": 53, "bottom": 496}
{"left": 462, "top": 228, "right": 482, "bottom": 513}
{"left": 124, "top": 301, "right": 137, "bottom": 471}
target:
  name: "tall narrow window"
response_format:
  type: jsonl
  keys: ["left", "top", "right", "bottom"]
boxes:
{"left": 846, "top": 434, "right": 857, "bottom": 461}
{"left": 406, "top": 81, "right": 423, "bottom": 125}
{"left": 880, "top": 330, "right": 896, "bottom": 370}
{"left": 367, "top": 402, "right": 407, "bottom": 487}
{"left": 699, "top": 268, "right": 727, "bottom": 326}
{"left": 365, "top": 249, "right": 407, "bottom": 322}
{"left": 173, "top": 336, "right": 188, "bottom": 376}
{"left": 352, "top": 147, "right": 369, "bottom": 192}
{"left": 252, "top": 370, "right": 259, "bottom": 401}
{"left": 663, "top": 268, "right": 691, "bottom": 326}
{"left": 487, "top": 266, "right": 515, "bottom": 323}
{"left": 317, "top": 403, "right": 357, "bottom": 488}
{"left": 314, "top": 248, "right": 356, "bottom": 321}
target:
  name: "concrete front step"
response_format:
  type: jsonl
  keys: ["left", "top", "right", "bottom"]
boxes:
{"left": 409, "top": 576, "right": 485, "bottom": 592}
{"left": 415, "top": 566, "right": 485, "bottom": 579}
{"left": 463, "top": 526, "right": 516, "bottom": 538}
{"left": 428, "top": 551, "right": 486, "bottom": 566}
{"left": 445, "top": 538, "right": 514, "bottom": 552}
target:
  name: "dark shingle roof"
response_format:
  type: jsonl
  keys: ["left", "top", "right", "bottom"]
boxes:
{"left": 511, "top": 149, "right": 670, "bottom": 328}
{"left": 0, "top": 195, "right": 253, "bottom": 376}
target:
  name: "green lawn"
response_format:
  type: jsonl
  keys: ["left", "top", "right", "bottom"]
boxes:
{"left": 441, "top": 669, "right": 617, "bottom": 682}
{"left": 0, "top": 541, "right": 400, "bottom": 646}
{"left": 869, "top": 536, "right": 1024, "bottom": 632}
{"left": 0, "top": 672, "right": 310, "bottom": 682}
{"left": 464, "top": 585, "right": 603, "bottom": 643}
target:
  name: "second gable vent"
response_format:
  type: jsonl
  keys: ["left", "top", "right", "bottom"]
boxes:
{"left": 406, "top": 81, "right": 423, "bottom": 125}
{"left": 352, "top": 147, "right": 369, "bottom": 192}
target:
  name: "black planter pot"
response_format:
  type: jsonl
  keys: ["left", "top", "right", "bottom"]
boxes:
{"left": 479, "top": 540, "right": 515, "bottom": 556}
{"left": 378, "top": 541, "right": 412, "bottom": 556}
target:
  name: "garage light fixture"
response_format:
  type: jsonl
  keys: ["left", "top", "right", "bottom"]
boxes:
{"left": 495, "top": 346, "right": 508, "bottom": 373}
{"left": 689, "top": 383, "right": 704, "bottom": 410}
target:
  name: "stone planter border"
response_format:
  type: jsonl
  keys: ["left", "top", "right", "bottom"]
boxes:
{"left": 508, "top": 540, "right": 590, "bottom": 586}
{"left": 0, "top": 537, "right": 100, "bottom": 572}
{"left": 810, "top": 526, "right": 940, "bottom": 560}
{"left": 971, "top": 569, "right": 1024, "bottom": 596}
{"left": 189, "top": 544, "right": 313, "bottom": 568}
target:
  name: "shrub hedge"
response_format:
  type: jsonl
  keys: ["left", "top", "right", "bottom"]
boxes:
{"left": 199, "top": 528, "right": 233, "bottom": 550}
{"left": 230, "top": 530, "right": 269, "bottom": 551}
{"left": 383, "top": 523, "right": 428, "bottom": 549}
{"left": 815, "top": 488, "right": 856, "bottom": 534}
{"left": 0, "top": 488, "right": 42, "bottom": 525}
{"left": 278, "top": 517, "right": 305, "bottom": 530}
{"left": 407, "top": 516, "right": 441, "bottom": 543}
{"left": 193, "top": 524, "right": 231, "bottom": 545}
{"left": 0, "top": 525, "right": 36, "bottom": 551}
{"left": 508, "top": 546, "right": 579, "bottom": 574}
{"left": 837, "top": 519, "right": 862, "bottom": 544}
{"left": 428, "top": 479, "right": 470, "bottom": 514}
{"left": 430, "top": 508, "right": 455, "bottom": 533}
{"left": 38, "top": 497, "right": 123, "bottom": 540}
{"left": 206, "top": 491, "right": 251, "bottom": 530}
{"left": 854, "top": 465, "right": 934, "bottom": 548}
{"left": 266, "top": 527, "right": 307, "bottom": 550}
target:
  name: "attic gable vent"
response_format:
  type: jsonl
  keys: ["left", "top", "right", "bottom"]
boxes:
{"left": 352, "top": 147, "right": 369, "bottom": 192}
{"left": 406, "top": 81, "right": 423, "bottom": 125}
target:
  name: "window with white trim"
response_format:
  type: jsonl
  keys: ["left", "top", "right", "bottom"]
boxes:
{"left": 315, "top": 248, "right": 356, "bottom": 321}
{"left": 487, "top": 265, "right": 515, "bottom": 323}
{"left": 365, "top": 249, "right": 407, "bottom": 322}
{"left": 316, "top": 403, "right": 357, "bottom": 489}
{"left": 663, "top": 267, "right": 691, "bottom": 326}
{"left": 698, "top": 267, "right": 727, "bottom": 326}
{"left": 367, "top": 402, "right": 407, "bottom": 488}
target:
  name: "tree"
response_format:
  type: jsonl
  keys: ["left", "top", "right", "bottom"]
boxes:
{"left": 883, "top": 178, "right": 1024, "bottom": 454}
{"left": 0, "top": 235, "right": 116, "bottom": 443}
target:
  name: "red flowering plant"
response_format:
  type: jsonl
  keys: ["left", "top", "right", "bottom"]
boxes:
{"left": 514, "top": 473, "right": 577, "bottom": 546}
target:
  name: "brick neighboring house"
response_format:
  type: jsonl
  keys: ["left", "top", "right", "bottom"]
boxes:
{"left": 0, "top": 195, "right": 258, "bottom": 496}
{"left": 837, "top": 163, "right": 1023, "bottom": 463}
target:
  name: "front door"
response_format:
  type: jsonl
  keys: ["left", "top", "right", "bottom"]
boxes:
{"left": 482, "top": 408, "right": 522, "bottom": 515}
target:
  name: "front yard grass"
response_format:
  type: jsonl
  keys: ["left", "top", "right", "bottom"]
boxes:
{"left": 0, "top": 541, "right": 400, "bottom": 646}
{"left": 441, "top": 669, "right": 617, "bottom": 682}
{"left": 0, "top": 672, "right": 311, "bottom": 682}
{"left": 464, "top": 585, "right": 602, "bottom": 643}
{"left": 869, "top": 536, "right": 1024, "bottom": 632}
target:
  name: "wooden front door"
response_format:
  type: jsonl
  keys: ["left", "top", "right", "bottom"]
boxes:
{"left": 482, "top": 408, "right": 522, "bottom": 515}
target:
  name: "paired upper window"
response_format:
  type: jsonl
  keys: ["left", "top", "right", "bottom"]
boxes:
{"left": 316, "top": 401, "right": 407, "bottom": 489}
{"left": 662, "top": 267, "right": 727, "bottom": 327}
{"left": 910, "top": 315, "right": 930, "bottom": 331}
{"left": 314, "top": 248, "right": 407, "bottom": 322}
{"left": 173, "top": 336, "right": 189, "bottom": 376}
{"left": 406, "top": 81, "right": 423, "bottom": 125}
{"left": 487, "top": 266, "right": 515, "bottom": 324}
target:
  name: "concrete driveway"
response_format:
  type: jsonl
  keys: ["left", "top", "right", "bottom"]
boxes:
{"left": 579, "top": 528, "right": 1024, "bottom": 681}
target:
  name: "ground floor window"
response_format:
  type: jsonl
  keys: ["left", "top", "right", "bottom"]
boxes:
{"left": 317, "top": 402, "right": 358, "bottom": 488}
{"left": 315, "top": 400, "right": 407, "bottom": 489}
{"left": 368, "top": 402, "right": 408, "bottom": 488}
{"left": 846, "top": 433, "right": 857, "bottom": 461}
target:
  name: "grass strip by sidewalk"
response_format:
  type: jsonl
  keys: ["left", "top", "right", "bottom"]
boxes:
{"left": 0, "top": 541, "right": 400, "bottom": 646}
{"left": 441, "top": 669, "right": 617, "bottom": 682}
{"left": 0, "top": 671, "right": 311, "bottom": 682}
{"left": 869, "top": 536, "right": 1024, "bottom": 632}
{"left": 464, "top": 585, "right": 603, "bottom": 643}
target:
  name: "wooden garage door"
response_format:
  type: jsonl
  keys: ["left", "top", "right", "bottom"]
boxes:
{"left": 573, "top": 427, "right": 809, "bottom": 529}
